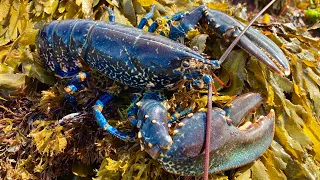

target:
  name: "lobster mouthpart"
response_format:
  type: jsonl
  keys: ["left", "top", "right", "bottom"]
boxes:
{"left": 137, "top": 99, "right": 173, "bottom": 159}
{"left": 157, "top": 93, "right": 275, "bottom": 175}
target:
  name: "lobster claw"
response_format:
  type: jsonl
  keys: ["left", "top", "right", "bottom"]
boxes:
{"left": 205, "top": 9, "right": 290, "bottom": 76}
{"left": 156, "top": 93, "right": 275, "bottom": 175}
{"left": 169, "top": 5, "right": 290, "bottom": 76}
{"left": 235, "top": 26, "right": 290, "bottom": 76}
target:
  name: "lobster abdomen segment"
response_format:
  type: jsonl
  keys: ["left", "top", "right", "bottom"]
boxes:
{"left": 37, "top": 20, "right": 91, "bottom": 77}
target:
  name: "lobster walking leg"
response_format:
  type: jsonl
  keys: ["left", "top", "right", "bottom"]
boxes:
{"left": 137, "top": 4, "right": 156, "bottom": 29}
{"left": 169, "top": 105, "right": 193, "bottom": 124}
{"left": 106, "top": 7, "right": 115, "bottom": 22}
{"left": 64, "top": 72, "right": 89, "bottom": 106}
{"left": 127, "top": 92, "right": 143, "bottom": 128}
{"left": 148, "top": 12, "right": 185, "bottom": 33}
{"left": 93, "top": 93, "right": 136, "bottom": 141}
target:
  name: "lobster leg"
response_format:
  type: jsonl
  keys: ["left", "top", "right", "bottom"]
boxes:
{"left": 127, "top": 92, "right": 143, "bottom": 127}
{"left": 137, "top": 4, "right": 156, "bottom": 29}
{"left": 155, "top": 93, "right": 274, "bottom": 175}
{"left": 148, "top": 12, "right": 185, "bottom": 33}
{"left": 169, "top": 12, "right": 186, "bottom": 22}
{"left": 64, "top": 72, "right": 89, "bottom": 106}
{"left": 107, "top": 5, "right": 155, "bottom": 28}
{"left": 168, "top": 5, "right": 290, "bottom": 76}
{"left": 93, "top": 93, "right": 136, "bottom": 141}
{"left": 169, "top": 105, "right": 193, "bottom": 124}
{"left": 106, "top": 8, "right": 115, "bottom": 22}
{"left": 168, "top": 6, "right": 204, "bottom": 40}
{"left": 148, "top": 20, "right": 159, "bottom": 33}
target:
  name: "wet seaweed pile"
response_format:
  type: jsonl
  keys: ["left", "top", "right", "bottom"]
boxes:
{"left": 0, "top": 0, "right": 320, "bottom": 179}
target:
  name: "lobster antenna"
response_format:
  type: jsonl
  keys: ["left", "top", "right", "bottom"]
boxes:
{"left": 218, "top": 0, "right": 277, "bottom": 65}
{"left": 204, "top": 1, "right": 277, "bottom": 179}
{"left": 204, "top": 82, "right": 212, "bottom": 180}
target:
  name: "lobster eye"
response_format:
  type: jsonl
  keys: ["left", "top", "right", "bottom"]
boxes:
{"left": 182, "top": 62, "right": 190, "bottom": 67}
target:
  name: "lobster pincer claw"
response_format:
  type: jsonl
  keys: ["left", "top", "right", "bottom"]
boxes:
{"left": 204, "top": 9, "right": 290, "bottom": 76}
{"left": 155, "top": 93, "right": 275, "bottom": 175}
{"left": 168, "top": 5, "right": 290, "bottom": 76}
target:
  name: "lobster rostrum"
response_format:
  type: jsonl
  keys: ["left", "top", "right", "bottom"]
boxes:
{"left": 36, "top": 4, "right": 288, "bottom": 175}
{"left": 131, "top": 92, "right": 275, "bottom": 175}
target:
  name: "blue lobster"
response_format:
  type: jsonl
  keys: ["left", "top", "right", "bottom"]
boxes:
{"left": 36, "top": 5, "right": 289, "bottom": 175}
